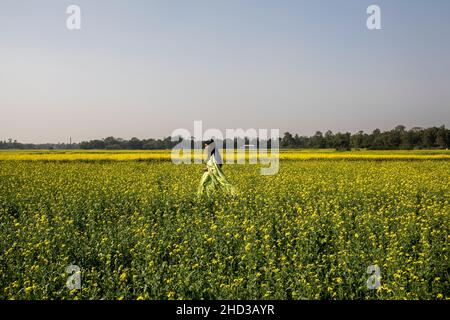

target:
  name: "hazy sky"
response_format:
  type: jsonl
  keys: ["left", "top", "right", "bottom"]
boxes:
{"left": 1, "top": 0, "right": 449, "bottom": 143}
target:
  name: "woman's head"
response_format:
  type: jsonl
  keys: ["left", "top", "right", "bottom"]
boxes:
{"left": 204, "top": 139, "right": 214, "bottom": 147}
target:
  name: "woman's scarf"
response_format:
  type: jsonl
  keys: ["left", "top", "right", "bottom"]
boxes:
{"left": 199, "top": 140, "right": 235, "bottom": 196}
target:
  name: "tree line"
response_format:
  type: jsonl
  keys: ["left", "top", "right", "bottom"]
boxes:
{"left": 280, "top": 125, "right": 450, "bottom": 150}
{"left": 1, "top": 125, "right": 449, "bottom": 150}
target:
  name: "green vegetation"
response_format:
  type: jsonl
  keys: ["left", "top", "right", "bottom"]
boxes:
{"left": 0, "top": 151, "right": 448, "bottom": 299}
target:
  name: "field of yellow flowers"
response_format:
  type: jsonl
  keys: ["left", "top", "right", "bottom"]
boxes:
{"left": 0, "top": 150, "right": 449, "bottom": 300}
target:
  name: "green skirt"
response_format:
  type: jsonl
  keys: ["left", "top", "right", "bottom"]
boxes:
{"left": 197, "top": 156, "right": 236, "bottom": 196}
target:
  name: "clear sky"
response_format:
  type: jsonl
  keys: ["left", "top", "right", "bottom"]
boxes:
{"left": 1, "top": 0, "right": 449, "bottom": 143}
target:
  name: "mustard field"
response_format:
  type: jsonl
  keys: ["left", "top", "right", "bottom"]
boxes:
{"left": 0, "top": 150, "right": 448, "bottom": 299}
{"left": 1, "top": 149, "right": 449, "bottom": 161}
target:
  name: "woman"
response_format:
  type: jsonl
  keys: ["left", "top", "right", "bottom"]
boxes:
{"left": 197, "top": 139, "right": 235, "bottom": 196}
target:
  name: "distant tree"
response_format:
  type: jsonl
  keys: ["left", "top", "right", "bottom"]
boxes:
{"left": 293, "top": 134, "right": 308, "bottom": 148}
{"left": 310, "top": 131, "right": 325, "bottom": 148}
{"left": 421, "top": 128, "right": 436, "bottom": 148}
{"left": 104, "top": 136, "right": 120, "bottom": 146}
{"left": 324, "top": 130, "right": 334, "bottom": 148}
{"left": 129, "top": 137, "right": 143, "bottom": 149}
{"left": 281, "top": 132, "right": 295, "bottom": 148}
{"left": 400, "top": 130, "right": 414, "bottom": 149}
{"left": 333, "top": 132, "right": 351, "bottom": 151}
{"left": 386, "top": 128, "right": 402, "bottom": 148}
{"left": 435, "top": 126, "right": 448, "bottom": 148}
{"left": 142, "top": 140, "right": 157, "bottom": 150}
{"left": 350, "top": 131, "right": 364, "bottom": 148}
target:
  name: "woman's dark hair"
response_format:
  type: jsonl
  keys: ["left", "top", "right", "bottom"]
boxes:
{"left": 204, "top": 139, "right": 214, "bottom": 145}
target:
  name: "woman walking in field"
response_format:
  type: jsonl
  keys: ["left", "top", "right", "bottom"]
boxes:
{"left": 198, "top": 139, "right": 236, "bottom": 196}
